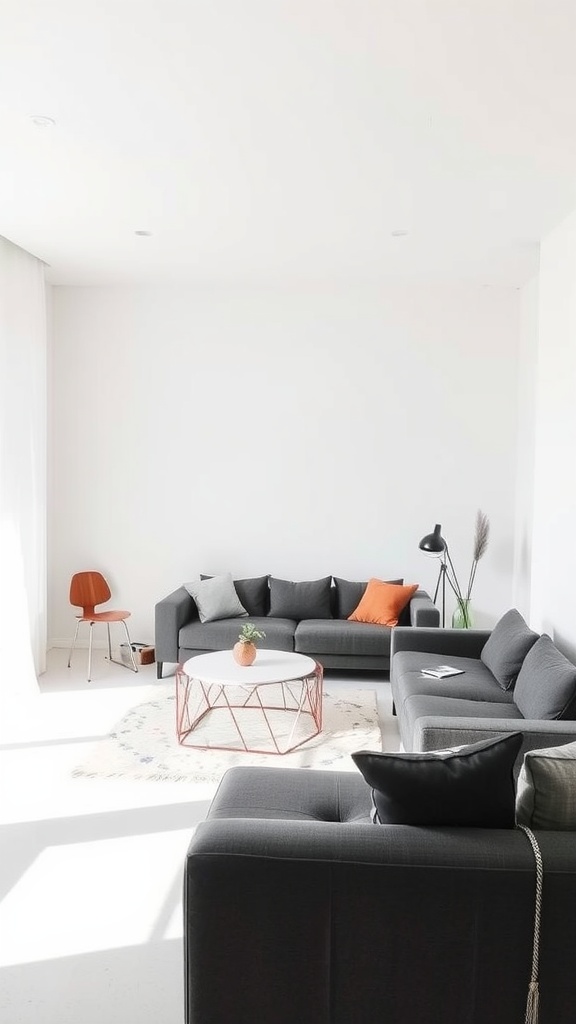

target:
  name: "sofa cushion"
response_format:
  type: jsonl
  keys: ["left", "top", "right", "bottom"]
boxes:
{"left": 391, "top": 651, "right": 516, "bottom": 716}
{"left": 201, "top": 574, "right": 270, "bottom": 617}
{"left": 180, "top": 616, "right": 295, "bottom": 654}
{"left": 352, "top": 733, "right": 523, "bottom": 827}
{"left": 268, "top": 577, "right": 332, "bottom": 621}
{"left": 295, "top": 619, "right": 393, "bottom": 658}
{"left": 184, "top": 573, "right": 248, "bottom": 623}
{"left": 480, "top": 608, "right": 539, "bottom": 691}
{"left": 516, "top": 740, "right": 576, "bottom": 830}
{"left": 513, "top": 634, "right": 576, "bottom": 720}
{"left": 349, "top": 579, "right": 418, "bottom": 627}
{"left": 333, "top": 577, "right": 403, "bottom": 620}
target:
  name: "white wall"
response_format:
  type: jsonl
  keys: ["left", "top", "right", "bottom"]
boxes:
{"left": 48, "top": 283, "right": 521, "bottom": 644}
{"left": 530, "top": 210, "right": 576, "bottom": 659}
{"left": 512, "top": 275, "right": 538, "bottom": 618}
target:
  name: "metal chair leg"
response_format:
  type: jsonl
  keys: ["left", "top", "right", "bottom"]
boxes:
{"left": 105, "top": 619, "right": 139, "bottom": 674}
{"left": 88, "top": 622, "right": 94, "bottom": 682}
{"left": 107, "top": 623, "right": 112, "bottom": 660}
{"left": 67, "top": 619, "right": 81, "bottom": 668}
{"left": 121, "top": 619, "right": 138, "bottom": 673}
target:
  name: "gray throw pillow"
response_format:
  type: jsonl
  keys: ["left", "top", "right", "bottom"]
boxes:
{"left": 201, "top": 574, "right": 269, "bottom": 617}
{"left": 352, "top": 733, "right": 523, "bottom": 828}
{"left": 268, "top": 577, "right": 332, "bottom": 621}
{"left": 480, "top": 608, "right": 539, "bottom": 691}
{"left": 333, "top": 577, "right": 403, "bottom": 620}
{"left": 184, "top": 574, "right": 248, "bottom": 623}
{"left": 516, "top": 740, "right": 576, "bottom": 830}
{"left": 513, "top": 634, "right": 576, "bottom": 720}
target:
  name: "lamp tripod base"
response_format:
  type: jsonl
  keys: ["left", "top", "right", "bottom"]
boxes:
{"left": 432, "top": 558, "right": 447, "bottom": 628}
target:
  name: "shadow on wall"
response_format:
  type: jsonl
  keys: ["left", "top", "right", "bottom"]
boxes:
{"left": 550, "top": 627, "right": 576, "bottom": 666}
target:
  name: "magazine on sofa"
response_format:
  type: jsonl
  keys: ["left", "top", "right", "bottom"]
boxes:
{"left": 420, "top": 665, "right": 465, "bottom": 679}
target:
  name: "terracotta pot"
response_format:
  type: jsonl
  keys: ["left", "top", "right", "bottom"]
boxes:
{"left": 233, "top": 641, "right": 256, "bottom": 666}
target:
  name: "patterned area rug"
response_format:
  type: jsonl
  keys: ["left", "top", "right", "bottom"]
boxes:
{"left": 72, "top": 686, "right": 381, "bottom": 783}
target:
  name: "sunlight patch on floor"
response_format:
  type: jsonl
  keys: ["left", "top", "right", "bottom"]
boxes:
{"left": 0, "top": 830, "right": 188, "bottom": 966}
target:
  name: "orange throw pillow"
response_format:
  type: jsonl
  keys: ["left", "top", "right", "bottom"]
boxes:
{"left": 348, "top": 579, "right": 419, "bottom": 627}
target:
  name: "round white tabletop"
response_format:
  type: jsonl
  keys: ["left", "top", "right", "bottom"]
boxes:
{"left": 182, "top": 649, "right": 317, "bottom": 686}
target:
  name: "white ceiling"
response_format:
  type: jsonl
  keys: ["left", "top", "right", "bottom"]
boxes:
{"left": 1, "top": 0, "right": 576, "bottom": 286}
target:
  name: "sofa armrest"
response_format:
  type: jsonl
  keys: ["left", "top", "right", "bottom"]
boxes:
{"left": 391, "top": 626, "right": 491, "bottom": 660}
{"left": 409, "top": 590, "right": 440, "bottom": 627}
{"left": 154, "top": 586, "right": 197, "bottom": 664}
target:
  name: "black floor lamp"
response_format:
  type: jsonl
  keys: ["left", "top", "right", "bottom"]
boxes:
{"left": 418, "top": 524, "right": 448, "bottom": 627}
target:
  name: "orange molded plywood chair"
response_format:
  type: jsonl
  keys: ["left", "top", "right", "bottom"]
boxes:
{"left": 67, "top": 570, "right": 138, "bottom": 682}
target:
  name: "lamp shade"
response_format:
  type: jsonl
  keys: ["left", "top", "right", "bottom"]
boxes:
{"left": 418, "top": 524, "right": 446, "bottom": 555}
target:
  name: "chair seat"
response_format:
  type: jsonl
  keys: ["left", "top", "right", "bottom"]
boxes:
{"left": 77, "top": 609, "right": 131, "bottom": 622}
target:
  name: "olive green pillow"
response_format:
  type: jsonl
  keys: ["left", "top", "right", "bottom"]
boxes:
{"left": 516, "top": 740, "right": 576, "bottom": 830}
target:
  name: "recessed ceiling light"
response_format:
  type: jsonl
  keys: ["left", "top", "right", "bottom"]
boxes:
{"left": 134, "top": 230, "right": 152, "bottom": 236}
{"left": 30, "top": 115, "right": 55, "bottom": 128}
{"left": 391, "top": 229, "right": 409, "bottom": 237}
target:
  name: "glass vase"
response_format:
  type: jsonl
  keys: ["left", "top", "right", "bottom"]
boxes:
{"left": 452, "top": 598, "right": 473, "bottom": 629}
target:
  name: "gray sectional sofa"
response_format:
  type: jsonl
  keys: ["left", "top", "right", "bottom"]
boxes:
{"left": 184, "top": 764, "right": 576, "bottom": 1024}
{"left": 155, "top": 574, "right": 439, "bottom": 678}
{"left": 391, "top": 609, "right": 576, "bottom": 769}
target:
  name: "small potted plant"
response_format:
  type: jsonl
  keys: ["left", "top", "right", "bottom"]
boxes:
{"left": 233, "top": 622, "right": 266, "bottom": 666}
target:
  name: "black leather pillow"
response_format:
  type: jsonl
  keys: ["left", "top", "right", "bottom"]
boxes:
{"left": 201, "top": 575, "right": 269, "bottom": 617}
{"left": 333, "top": 577, "right": 403, "bottom": 619}
{"left": 352, "top": 733, "right": 523, "bottom": 828}
{"left": 480, "top": 608, "right": 539, "bottom": 691}
{"left": 268, "top": 577, "right": 332, "bottom": 620}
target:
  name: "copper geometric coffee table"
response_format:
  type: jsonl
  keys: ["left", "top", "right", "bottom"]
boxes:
{"left": 176, "top": 649, "right": 323, "bottom": 755}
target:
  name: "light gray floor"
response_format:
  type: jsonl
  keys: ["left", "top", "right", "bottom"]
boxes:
{"left": 0, "top": 648, "right": 399, "bottom": 1024}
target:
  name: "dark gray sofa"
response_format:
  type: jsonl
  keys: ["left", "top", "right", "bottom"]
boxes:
{"left": 155, "top": 577, "right": 439, "bottom": 679}
{"left": 184, "top": 765, "right": 576, "bottom": 1024}
{"left": 391, "top": 623, "right": 576, "bottom": 769}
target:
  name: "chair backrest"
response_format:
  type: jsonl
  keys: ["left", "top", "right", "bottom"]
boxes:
{"left": 70, "top": 571, "right": 111, "bottom": 615}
